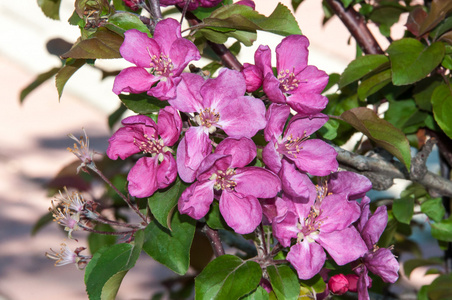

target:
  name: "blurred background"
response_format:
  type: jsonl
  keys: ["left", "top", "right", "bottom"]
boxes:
{"left": 0, "top": 0, "right": 434, "bottom": 299}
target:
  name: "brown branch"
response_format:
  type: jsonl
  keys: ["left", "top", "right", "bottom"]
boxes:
{"left": 332, "top": 142, "right": 452, "bottom": 197}
{"left": 325, "top": 0, "right": 384, "bottom": 55}
{"left": 184, "top": 11, "right": 243, "bottom": 71}
{"left": 201, "top": 225, "right": 225, "bottom": 257}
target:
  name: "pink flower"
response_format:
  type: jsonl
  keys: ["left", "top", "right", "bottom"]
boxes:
{"left": 178, "top": 137, "right": 281, "bottom": 234}
{"left": 262, "top": 103, "right": 338, "bottom": 176}
{"left": 113, "top": 18, "right": 201, "bottom": 100}
{"left": 242, "top": 35, "right": 329, "bottom": 115}
{"left": 272, "top": 171, "right": 368, "bottom": 280}
{"left": 169, "top": 69, "right": 267, "bottom": 182}
{"left": 107, "top": 107, "right": 182, "bottom": 198}
{"left": 159, "top": 0, "right": 222, "bottom": 10}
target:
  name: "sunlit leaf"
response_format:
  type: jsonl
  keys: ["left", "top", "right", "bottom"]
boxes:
{"left": 431, "top": 83, "right": 452, "bottom": 139}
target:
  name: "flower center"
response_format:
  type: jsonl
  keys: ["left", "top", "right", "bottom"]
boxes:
{"left": 297, "top": 206, "right": 326, "bottom": 242}
{"left": 195, "top": 108, "right": 221, "bottom": 133}
{"left": 211, "top": 168, "right": 237, "bottom": 191}
{"left": 135, "top": 135, "right": 171, "bottom": 161}
{"left": 148, "top": 52, "right": 174, "bottom": 77}
{"left": 278, "top": 69, "right": 300, "bottom": 93}
{"left": 277, "top": 133, "right": 309, "bottom": 159}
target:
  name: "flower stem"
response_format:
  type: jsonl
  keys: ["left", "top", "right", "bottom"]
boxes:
{"left": 89, "top": 165, "right": 148, "bottom": 224}
{"left": 201, "top": 225, "right": 225, "bottom": 257}
{"left": 79, "top": 223, "right": 137, "bottom": 236}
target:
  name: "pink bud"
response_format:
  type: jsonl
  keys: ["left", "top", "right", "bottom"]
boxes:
{"left": 123, "top": 0, "right": 143, "bottom": 10}
{"left": 236, "top": 0, "right": 255, "bottom": 9}
{"left": 328, "top": 274, "right": 349, "bottom": 295}
{"left": 345, "top": 274, "right": 359, "bottom": 292}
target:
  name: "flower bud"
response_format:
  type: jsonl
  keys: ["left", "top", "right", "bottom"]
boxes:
{"left": 328, "top": 274, "right": 349, "bottom": 295}
{"left": 345, "top": 274, "right": 359, "bottom": 292}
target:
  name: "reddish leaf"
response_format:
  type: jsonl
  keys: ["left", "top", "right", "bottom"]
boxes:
{"left": 61, "top": 29, "right": 123, "bottom": 59}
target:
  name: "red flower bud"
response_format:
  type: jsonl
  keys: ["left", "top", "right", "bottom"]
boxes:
{"left": 328, "top": 274, "right": 349, "bottom": 295}
{"left": 345, "top": 274, "right": 359, "bottom": 292}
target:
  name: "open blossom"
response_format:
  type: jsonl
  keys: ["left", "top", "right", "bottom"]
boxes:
{"left": 107, "top": 107, "right": 182, "bottom": 198}
{"left": 46, "top": 243, "right": 89, "bottom": 270}
{"left": 242, "top": 35, "right": 329, "bottom": 115}
{"left": 67, "top": 128, "right": 96, "bottom": 173}
{"left": 262, "top": 103, "right": 338, "bottom": 176}
{"left": 272, "top": 170, "right": 368, "bottom": 280}
{"left": 353, "top": 197, "right": 399, "bottom": 300}
{"left": 159, "top": 0, "right": 222, "bottom": 10}
{"left": 169, "top": 69, "right": 267, "bottom": 182}
{"left": 113, "top": 18, "right": 201, "bottom": 100}
{"left": 50, "top": 203, "right": 81, "bottom": 239}
{"left": 178, "top": 137, "right": 281, "bottom": 234}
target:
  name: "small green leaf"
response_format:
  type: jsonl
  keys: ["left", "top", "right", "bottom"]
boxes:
{"left": 241, "top": 286, "right": 270, "bottom": 300}
{"left": 341, "top": 107, "right": 411, "bottom": 169}
{"left": 205, "top": 201, "right": 229, "bottom": 230}
{"left": 105, "top": 11, "right": 151, "bottom": 36}
{"left": 148, "top": 177, "right": 189, "bottom": 229}
{"left": 85, "top": 230, "right": 144, "bottom": 300}
{"left": 431, "top": 217, "right": 452, "bottom": 242}
{"left": 431, "top": 83, "right": 452, "bottom": 139}
{"left": 357, "top": 68, "right": 392, "bottom": 100}
{"left": 118, "top": 93, "right": 169, "bottom": 114}
{"left": 55, "top": 59, "right": 86, "bottom": 100}
{"left": 300, "top": 274, "right": 326, "bottom": 294}
{"left": 267, "top": 265, "right": 299, "bottom": 300}
{"left": 387, "top": 38, "right": 445, "bottom": 86}
{"left": 195, "top": 255, "right": 262, "bottom": 300}
{"left": 421, "top": 198, "right": 445, "bottom": 222}
{"left": 291, "top": 0, "right": 304, "bottom": 12}
{"left": 413, "top": 75, "right": 443, "bottom": 111}
{"left": 339, "top": 54, "right": 389, "bottom": 88}
{"left": 393, "top": 195, "right": 415, "bottom": 224}
{"left": 384, "top": 99, "right": 428, "bottom": 134}
{"left": 37, "top": 0, "right": 62, "bottom": 20}
{"left": 318, "top": 119, "right": 339, "bottom": 140}
{"left": 143, "top": 211, "right": 196, "bottom": 274}
{"left": 61, "top": 28, "right": 123, "bottom": 59}
{"left": 108, "top": 103, "right": 128, "bottom": 129}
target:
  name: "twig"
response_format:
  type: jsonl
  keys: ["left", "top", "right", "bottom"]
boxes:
{"left": 201, "top": 225, "right": 225, "bottom": 257}
{"left": 324, "top": 0, "right": 384, "bottom": 55}
{"left": 332, "top": 143, "right": 452, "bottom": 197}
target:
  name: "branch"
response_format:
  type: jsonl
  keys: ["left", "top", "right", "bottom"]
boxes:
{"left": 184, "top": 11, "right": 243, "bottom": 71}
{"left": 324, "top": 0, "right": 384, "bottom": 55}
{"left": 201, "top": 225, "right": 225, "bottom": 257}
{"left": 332, "top": 141, "right": 452, "bottom": 197}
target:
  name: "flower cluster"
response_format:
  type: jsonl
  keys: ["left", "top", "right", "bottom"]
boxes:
{"left": 101, "top": 17, "right": 398, "bottom": 298}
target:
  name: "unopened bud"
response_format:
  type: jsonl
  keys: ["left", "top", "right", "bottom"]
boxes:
{"left": 328, "top": 274, "right": 349, "bottom": 295}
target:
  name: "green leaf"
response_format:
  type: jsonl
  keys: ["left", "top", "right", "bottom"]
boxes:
{"left": 108, "top": 103, "right": 128, "bottom": 130}
{"left": 61, "top": 28, "right": 123, "bottom": 59}
{"left": 195, "top": 254, "right": 262, "bottom": 300}
{"left": 403, "top": 257, "right": 444, "bottom": 278}
{"left": 143, "top": 211, "right": 196, "bottom": 274}
{"left": 431, "top": 217, "right": 452, "bottom": 242}
{"left": 255, "top": 3, "right": 301, "bottom": 36}
{"left": 205, "top": 201, "right": 230, "bottom": 230}
{"left": 357, "top": 68, "right": 392, "bottom": 100}
{"left": 384, "top": 99, "right": 429, "bottom": 134}
{"left": 37, "top": 0, "right": 62, "bottom": 20}
{"left": 148, "top": 177, "right": 189, "bottom": 229}
{"left": 241, "top": 286, "right": 270, "bottom": 300}
{"left": 105, "top": 11, "right": 151, "bottom": 36}
{"left": 318, "top": 119, "right": 339, "bottom": 140}
{"left": 300, "top": 274, "right": 326, "bottom": 294}
{"left": 431, "top": 83, "right": 452, "bottom": 139}
{"left": 85, "top": 230, "right": 144, "bottom": 300}
{"left": 20, "top": 67, "right": 60, "bottom": 103}
{"left": 118, "top": 93, "right": 169, "bottom": 114}
{"left": 339, "top": 54, "right": 389, "bottom": 88}
{"left": 267, "top": 265, "right": 299, "bottom": 300}
{"left": 413, "top": 75, "right": 443, "bottom": 111}
{"left": 427, "top": 274, "right": 452, "bottom": 300}
{"left": 55, "top": 59, "right": 86, "bottom": 100}
{"left": 341, "top": 107, "right": 411, "bottom": 169}
{"left": 393, "top": 195, "right": 414, "bottom": 224}
{"left": 387, "top": 38, "right": 445, "bottom": 86}
{"left": 88, "top": 224, "right": 117, "bottom": 254}
{"left": 421, "top": 198, "right": 445, "bottom": 222}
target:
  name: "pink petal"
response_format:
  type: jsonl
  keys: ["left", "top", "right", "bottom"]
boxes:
{"left": 113, "top": 67, "right": 158, "bottom": 95}
{"left": 287, "top": 240, "right": 326, "bottom": 280}
{"left": 276, "top": 35, "right": 310, "bottom": 76}
{"left": 215, "top": 137, "right": 256, "bottom": 168}
{"left": 262, "top": 142, "right": 282, "bottom": 173}
{"left": 157, "top": 106, "right": 182, "bottom": 146}
{"left": 264, "top": 103, "right": 291, "bottom": 142}
{"left": 286, "top": 93, "right": 329, "bottom": 115}
{"left": 242, "top": 63, "right": 263, "bottom": 92}
{"left": 147, "top": 76, "right": 180, "bottom": 100}
{"left": 272, "top": 210, "right": 299, "bottom": 247}
{"left": 127, "top": 157, "right": 159, "bottom": 198}
{"left": 233, "top": 167, "right": 281, "bottom": 199}
{"left": 152, "top": 18, "right": 181, "bottom": 54}
{"left": 169, "top": 72, "right": 205, "bottom": 113}
{"left": 319, "top": 194, "right": 361, "bottom": 232}
{"left": 178, "top": 180, "right": 215, "bottom": 219}
{"left": 328, "top": 171, "right": 372, "bottom": 200}
{"left": 292, "top": 139, "right": 338, "bottom": 176}
{"left": 279, "top": 160, "right": 316, "bottom": 204}
{"left": 219, "top": 191, "right": 262, "bottom": 234}
{"left": 120, "top": 29, "right": 159, "bottom": 67}
{"left": 169, "top": 38, "right": 201, "bottom": 74}
{"left": 263, "top": 73, "right": 286, "bottom": 104}
{"left": 295, "top": 65, "right": 329, "bottom": 94}
{"left": 254, "top": 45, "right": 273, "bottom": 76}
{"left": 317, "top": 227, "right": 368, "bottom": 265}
{"left": 157, "top": 153, "right": 177, "bottom": 189}
{"left": 201, "top": 69, "right": 247, "bottom": 109}
{"left": 285, "top": 113, "right": 329, "bottom": 137}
